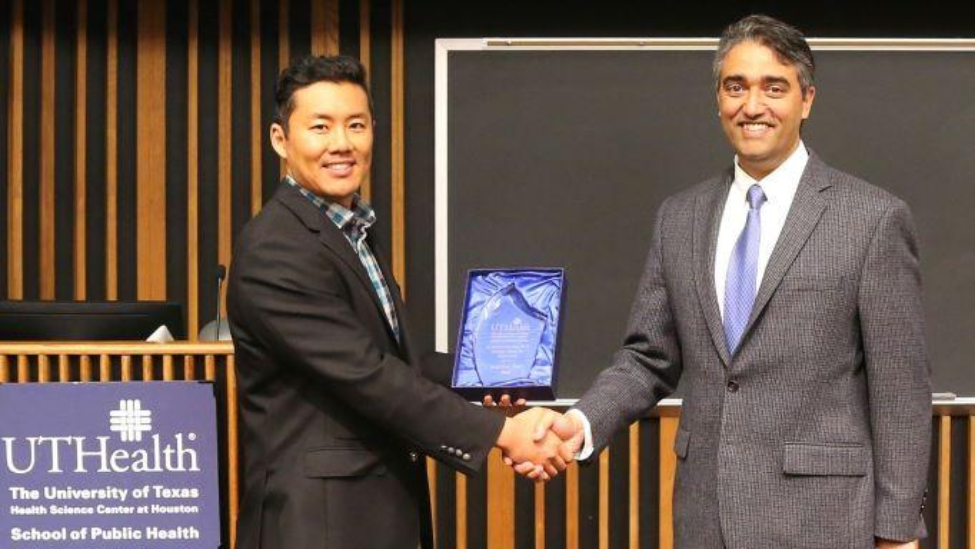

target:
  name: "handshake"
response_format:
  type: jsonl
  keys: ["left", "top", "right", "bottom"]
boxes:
{"left": 488, "top": 395, "right": 586, "bottom": 481}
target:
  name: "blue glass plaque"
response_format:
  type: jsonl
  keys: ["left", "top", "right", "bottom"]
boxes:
{"left": 453, "top": 269, "right": 564, "bottom": 400}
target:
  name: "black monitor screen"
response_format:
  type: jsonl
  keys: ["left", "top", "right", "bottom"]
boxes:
{"left": 0, "top": 301, "right": 185, "bottom": 341}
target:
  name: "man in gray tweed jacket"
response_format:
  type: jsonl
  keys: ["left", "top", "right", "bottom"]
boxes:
{"left": 526, "top": 15, "right": 930, "bottom": 549}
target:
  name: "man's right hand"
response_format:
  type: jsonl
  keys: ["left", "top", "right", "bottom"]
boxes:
{"left": 495, "top": 408, "right": 575, "bottom": 480}
{"left": 509, "top": 411, "right": 585, "bottom": 480}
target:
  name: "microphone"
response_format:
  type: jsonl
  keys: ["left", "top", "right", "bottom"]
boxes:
{"left": 199, "top": 265, "right": 231, "bottom": 341}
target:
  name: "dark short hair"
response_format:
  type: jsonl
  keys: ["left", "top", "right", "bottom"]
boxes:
{"left": 713, "top": 14, "right": 815, "bottom": 96}
{"left": 274, "top": 55, "right": 374, "bottom": 131}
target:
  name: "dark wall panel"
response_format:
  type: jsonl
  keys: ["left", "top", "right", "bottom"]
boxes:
{"left": 85, "top": 0, "right": 107, "bottom": 301}
{"left": 115, "top": 0, "right": 137, "bottom": 301}
{"left": 166, "top": 0, "right": 189, "bottom": 313}
{"left": 53, "top": 0, "right": 77, "bottom": 300}
{"left": 21, "top": 0, "right": 41, "bottom": 300}
{"left": 0, "top": 1, "right": 10, "bottom": 299}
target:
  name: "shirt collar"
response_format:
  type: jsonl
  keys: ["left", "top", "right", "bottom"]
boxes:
{"left": 732, "top": 140, "right": 809, "bottom": 204}
{"left": 285, "top": 176, "right": 377, "bottom": 233}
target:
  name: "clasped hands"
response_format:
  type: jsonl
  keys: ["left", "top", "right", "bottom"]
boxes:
{"left": 488, "top": 395, "right": 585, "bottom": 481}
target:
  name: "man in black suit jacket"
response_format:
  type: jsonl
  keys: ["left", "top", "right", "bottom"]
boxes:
{"left": 227, "top": 56, "right": 570, "bottom": 549}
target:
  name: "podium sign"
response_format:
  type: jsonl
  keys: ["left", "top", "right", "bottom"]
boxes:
{"left": 0, "top": 382, "right": 220, "bottom": 547}
{"left": 453, "top": 268, "right": 564, "bottom": 400}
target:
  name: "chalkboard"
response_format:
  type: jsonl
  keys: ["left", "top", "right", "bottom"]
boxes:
{"left": 435, "top": 40, "right": 975, "bottom": 397}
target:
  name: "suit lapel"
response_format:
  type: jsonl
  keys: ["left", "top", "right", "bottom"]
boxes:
{"left": 693, "top": 169, "right": 734, "bottom": 368}
{"left": 275, "top": 183, "right": 400, "bottom": 345}
{"left": 740, "top": 153, "right": 832, "bottom": 343}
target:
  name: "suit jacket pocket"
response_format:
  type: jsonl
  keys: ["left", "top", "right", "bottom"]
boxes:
{"left": 673, "top": 428, "right": 691, "bottom": 459}
{"left": 783, "top": 442, "right": 868, "bottom": 476}
{"left": 304, "top": 447, "right": 387, "bottom": 478}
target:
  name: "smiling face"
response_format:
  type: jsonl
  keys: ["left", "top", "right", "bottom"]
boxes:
{"left": 270, "top": 81, "right": 373, "bottom": 208}
{"left": 717, "top": 40, "right": 815, "bottom": 180}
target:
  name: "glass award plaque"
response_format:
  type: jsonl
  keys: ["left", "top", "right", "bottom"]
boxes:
{"left": 453, "top": 269, "right": 564, "bottom": 400}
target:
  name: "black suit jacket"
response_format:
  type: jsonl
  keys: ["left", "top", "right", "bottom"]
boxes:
{"left": 228, "top": 181, "right": 505, "bottom": 549}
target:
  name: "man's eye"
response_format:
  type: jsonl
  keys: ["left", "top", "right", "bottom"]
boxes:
{"left": 767, "top": 86, "right": 785, "bottom": 96}
{"left": 312, "top": 124, "right": 328, "bottom": 132}
{"left": 350, "top": 122, "right": 366, "bottom": 131}
{"left": 726, "top": 84, "right": 744, "bottom": 94}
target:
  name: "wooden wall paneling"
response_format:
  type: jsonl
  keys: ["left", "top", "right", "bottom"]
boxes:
{"left": 565, "top": 461, "right": 579, "bottom": 549}
{"left": 39, "top": 0, "right": 55, "bottom": 299}
{"left": 488, "top": 448, "right": 515, "bottom": 548}
{"left": 136, "top": 0, "right": 167, "bottom": 300}
{"left": 74, "top": 0, "right": 87, "bottom": 299}
{"left": 57, "top": 353, "right": 68, "bottom": 382}
{"left": 205, "top": 353, "right": 215, "bottom": 381}
{"left": 939, "top": 415, "right": 951, "bottom": 548}
{"left": 249, "top": 0, "right": 262, "bottom": 217}
{"left": 226, "top": 355, "right": 239, "bottom": 549}
{"left": 120, "top": 354, "right": 132, "bottom": 381}
{"left": 218, "top": 0, "right": 232, "bottom": 316}
{"left": 659, "top": 416, "right": 678, "bottom": 549}
{"left": 187, "top": 0, "right": 200, "bottom": 339}
{"left": 105, "top": 0, "right": 118, "bottom": 300}
{"left": 7, "top": 0, "right": 24, "bottom": 299}
{"left": 142, "top": 354, "right": 153, "bottom": 380}
{"left": 99, "top": 353, "right": 110, "bottom": 380}
{"left": 390, "top": 0, "right": 405, "bottom": 293}
{"left": 162, "top": 354, "right": 174, "bottom": 380}
{"left": 0, "top": 355, "right": 8, "bottom": 382}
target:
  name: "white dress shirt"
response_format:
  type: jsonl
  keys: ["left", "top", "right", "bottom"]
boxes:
{"left": 570, "top": 142, "right": 810, "bottom": 460}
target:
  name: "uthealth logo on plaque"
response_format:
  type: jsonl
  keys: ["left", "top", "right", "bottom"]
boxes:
{"left": 0, "top": 383, "right": 220, "bottom": 547}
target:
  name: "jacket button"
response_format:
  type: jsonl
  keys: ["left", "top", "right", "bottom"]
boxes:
{"left": 727, "top": 380, "right": 739, "bottom": 393}
{"left": 462, "top": 453, "right": 471, "bottom": 461}
{"left": 409, "top": 451, "right": 419, "bottom": 462}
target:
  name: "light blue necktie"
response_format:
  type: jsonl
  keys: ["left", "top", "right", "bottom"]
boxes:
{"left": 723, "top": 184, "right": 767, "bottom": 354}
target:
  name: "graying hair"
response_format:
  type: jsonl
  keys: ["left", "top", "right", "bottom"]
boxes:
{"left": 713, "top": 15, "right": 815, "bottom": 96}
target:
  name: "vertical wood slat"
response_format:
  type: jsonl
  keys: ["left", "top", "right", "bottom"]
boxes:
{"left": 0, "top": 356, "right": 9, "bottom": 382}
{"left": 99, "top": 354, "right": 111, "bottom": 381}
{"left": 226, "top": 355, "right": 239, "bottom": 549}
{"left": 488, "top": 449, "right": 515, "bottom": 549}
{"left": 105, "top": 0, "right": 118, "bottom": 300}
{"left": 358, "top": 0, "right": 371, "bottom": 202}
{"left": 184, "top": 355, "right": 196, "bottom": 380}
{"left": 120, "top": 355, "right": 132, "bottom": 381}
{"left": 38, "top": 355, "right": 50, "bottom": 382}
{"left": 534, "top": 482, "right": 545, "bottom": 549}
{"left": 968, "top": 415, "right": 974, "bottom": 549}
{"left": 74, "top": 0, "right": 88, "bottom": 299}
{"left": 218, "top": 0, "right": 232, "bottom": 315}
{"left": 427, "top": 458, "right": 437, "bottom": 546}
{"left": 142, "top": 354, "right": 154, "bottom": 380}
{"left": 939, "top": 414, "right": 951, "bottom": 549}
{"left": 599, "top": 448, "right": 610, "bottom": 549}
{"left": 7, "top": 0, "right": 25, "bottom": 299}
{"left": 162, "top": 355, "right": 174, "bottom": 380}
{"left": 79, "top": 355, "right": 92, "bottom": 381}
{"left": 205, "top": 354, "right": 216, "bottom": 381}
{"left": 566, "top": 461, "right": 579, "bottom": 549}
{"left": 187, "top": 0, "right": 200, "bottom": 338}
{"left": 390, "top": 0, "right": 406, "bottom": 294}
{"left": 58, "top": 354, "right": 69, "bottom": 382}
{"left": 629, "top": 422, "right": 640, "bottom": 549}
{"left": 17, "top": 355, "right": 28, "bottom": 383}
{"left": 456, "top": 472, "right": 467, "bottom": 549}
{"left": 136, "top": 0, "right": 167, "bottom": 299}
{"left": 39, "top": 0, "right": 55, "bottom": 299}
{"left": 659, "top": 416, "right": 678, "bottom": 549}
{"left": 277, "top": 0, "right": 289, "bottom": 179}
{"left": 249, "top": 0, "right": 262, "bottom": 217}
{"left": 311, "top": 0, "right": 339, "bottom": 56}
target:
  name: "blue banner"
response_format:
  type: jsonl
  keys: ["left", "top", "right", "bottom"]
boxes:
{"left": 0, "top": 382, "right": 220, "bottom": 548}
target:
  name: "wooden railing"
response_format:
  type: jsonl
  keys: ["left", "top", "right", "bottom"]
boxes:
{"left": 1, "top": 343, "right": 970, "bottom": 549}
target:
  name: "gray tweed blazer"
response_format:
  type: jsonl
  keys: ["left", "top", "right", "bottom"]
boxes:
{"left": 575, "top": 152, "right": 930, "bottom": 548}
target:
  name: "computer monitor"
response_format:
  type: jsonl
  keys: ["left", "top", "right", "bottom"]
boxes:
{"left": 0, "top": 301, "right": 185, "bottom": 341}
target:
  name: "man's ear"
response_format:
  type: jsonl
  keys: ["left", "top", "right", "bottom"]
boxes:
{"left": 270, "top": 122, "right": 288, "bottom": 160}
{"left": 801, "top": 85, "right": 816, "bottom": 120}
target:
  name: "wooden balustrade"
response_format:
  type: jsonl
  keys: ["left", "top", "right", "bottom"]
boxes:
{"left": 1, "top": 343, "right": 970, "bottom": 549}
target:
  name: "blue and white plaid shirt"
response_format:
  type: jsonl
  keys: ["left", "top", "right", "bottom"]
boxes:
{"left": 286, "top": 177, "right": 401, "bottom": 344}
